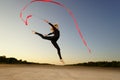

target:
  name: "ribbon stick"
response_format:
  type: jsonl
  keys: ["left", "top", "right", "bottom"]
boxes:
{"left": 20, "top": 0, "right": 91, "bottom": 53}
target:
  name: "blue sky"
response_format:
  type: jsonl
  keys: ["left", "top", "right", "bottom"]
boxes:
{"left": 0, "top": 0, "right": 120, "bottom": 64}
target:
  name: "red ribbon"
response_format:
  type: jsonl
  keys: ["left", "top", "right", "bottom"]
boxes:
{"left": 20, "top": 0, "right": 91, "bottom": 53}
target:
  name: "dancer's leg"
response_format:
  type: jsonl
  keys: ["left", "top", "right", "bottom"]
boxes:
{"left": 51, "top": 41, "right": 62, "bottom": 60}
{"left": 35, "top": 32, "right": 53, "bottom": 40}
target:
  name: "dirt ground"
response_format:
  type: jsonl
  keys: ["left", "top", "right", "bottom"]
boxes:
{"left": 0, "top": 64, "right": 120, "bottom": 80}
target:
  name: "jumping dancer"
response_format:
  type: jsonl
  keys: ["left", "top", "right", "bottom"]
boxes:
{"left": 32, "top": 19, "right": 64, "bottom": 64}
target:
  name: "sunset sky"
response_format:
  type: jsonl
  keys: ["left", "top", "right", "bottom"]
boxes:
{"left": 0, "top": 0, "right": 120, "bottom": 64}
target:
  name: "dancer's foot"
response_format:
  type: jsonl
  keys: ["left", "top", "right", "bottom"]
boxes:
{"left": 60, "top": 59, "right": 65, "bottom": 65}
{"left": 32, "top": 30, "right": 36, "bottom": 34}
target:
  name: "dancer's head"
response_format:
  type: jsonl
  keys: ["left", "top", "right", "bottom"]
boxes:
{"left": 50, "top": 23, "right": 59, "bottom": 32}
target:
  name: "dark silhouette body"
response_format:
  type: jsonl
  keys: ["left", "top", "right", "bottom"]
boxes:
{"left": 35, "top": 22, "right": 62, "bottom": 60}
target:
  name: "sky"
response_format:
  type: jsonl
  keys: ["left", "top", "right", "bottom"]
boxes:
{"left": 0, "top": 0, "right": 120, "bottom": 65}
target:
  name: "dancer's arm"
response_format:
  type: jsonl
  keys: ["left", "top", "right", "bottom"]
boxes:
{"left": 44, "top": 20, "right": 57, "bottom": 30}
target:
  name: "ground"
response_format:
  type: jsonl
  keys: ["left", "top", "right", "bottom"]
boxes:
{"left": 0, "top": 64, "right": 120, "bottom": 80}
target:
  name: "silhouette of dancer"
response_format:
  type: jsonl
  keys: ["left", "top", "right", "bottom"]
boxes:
{"left": 32, "top": 20, "right": 64, "bottom": 64}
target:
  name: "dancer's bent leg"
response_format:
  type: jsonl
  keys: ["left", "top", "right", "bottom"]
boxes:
{"left": 35, "top": 32, "right": 52, "bottom": 40}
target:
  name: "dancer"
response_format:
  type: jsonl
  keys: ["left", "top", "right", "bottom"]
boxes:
{"left": 32, "top": 19, "right": 64, "bottom": 64}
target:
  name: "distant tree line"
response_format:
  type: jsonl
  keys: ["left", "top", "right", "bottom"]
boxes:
{"left": 1, "top": 56, "right": 120, "bottom": 67}
{"left": 0, "top": 56, "right": 38, "bottom": 64}
{"left": 71, "top": 61, "right": 120, "bottom": 67}
{"left": 0, "top": 56, "right": 51, "bottom": 65}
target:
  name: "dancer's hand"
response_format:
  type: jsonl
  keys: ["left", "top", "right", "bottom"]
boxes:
{"left": 32, "top": 30, "right": 36, "bottom": 34}
{"left": 44, "top": 19, "right": 49, "bottom": 23}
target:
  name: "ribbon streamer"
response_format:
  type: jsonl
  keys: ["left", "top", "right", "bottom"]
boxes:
{"left": 20, "top": 0, "right": 91, "bottom": 53}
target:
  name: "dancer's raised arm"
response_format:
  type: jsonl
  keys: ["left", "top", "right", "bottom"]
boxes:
{"left": 44, "top": 19, "right": 57, "bottom": 30}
